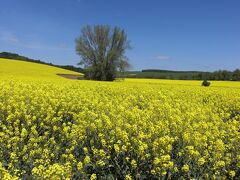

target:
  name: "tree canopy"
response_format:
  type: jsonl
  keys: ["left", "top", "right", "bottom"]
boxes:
{"left": 75, "top": 25, "right": 131, "bottom": 81}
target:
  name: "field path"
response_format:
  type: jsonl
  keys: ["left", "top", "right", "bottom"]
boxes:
{"left": 57, "top": 73, "right": 83, "bottom": 79}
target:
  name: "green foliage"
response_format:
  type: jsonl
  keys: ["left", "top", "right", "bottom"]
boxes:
{"left": 232, "top": 69, "right": 240, "bottom": 81}
{"left": 123, "top": 69, "right": 240, "bottom": 81}
{"left": 75, "top": 25, "right": 131, "bottom": 81}
{"left": 202, "top": 80, "right": 211, "bottom": 86}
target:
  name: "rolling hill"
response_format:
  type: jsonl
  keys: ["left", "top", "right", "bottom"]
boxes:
{"left": 0, "top": 58, "right": 83, "bottom": 79}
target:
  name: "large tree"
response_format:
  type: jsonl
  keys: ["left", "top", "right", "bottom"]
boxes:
{"left": 75, "top": 25, "right": 131, "bottom": 81}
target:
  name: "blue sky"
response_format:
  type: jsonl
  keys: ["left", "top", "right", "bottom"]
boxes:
{"left": 0, "top": 0, "right": 239, "bottom": 71}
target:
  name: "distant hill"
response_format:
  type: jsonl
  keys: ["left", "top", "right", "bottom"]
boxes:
{"left": 124, "top": 69, "right": 240, "bottom": 81}
{"left": 0, "top": 52, "right": 84, "bottom": 73}
{"left": 142, "top": 69, "right": 203, "bottom": 73}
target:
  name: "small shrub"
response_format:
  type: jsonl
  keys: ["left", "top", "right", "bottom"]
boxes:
{"left": 202, "top": 80, "right": 211, "bottom": 86}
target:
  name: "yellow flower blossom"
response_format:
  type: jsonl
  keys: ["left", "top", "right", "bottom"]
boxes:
{"left": 181, "top": 164, "right": 189, "bottom": 173}
{"left": 90, "top": 173, "right": 97, "bottom": 180}
{"left": 84, "top": 156, "right": 91, "bottom": 165}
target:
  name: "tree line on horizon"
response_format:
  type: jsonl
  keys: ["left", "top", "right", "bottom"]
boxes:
{"left": 197, "top": 69, "right": 240, "bottom": 81}
{"left": 124, "top": 69, "right": 240, "bottom": 81}
{"left": 142, "top": 69, "right": 240, "bottom": 81}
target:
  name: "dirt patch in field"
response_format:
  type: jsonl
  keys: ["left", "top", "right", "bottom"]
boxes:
{"left": 57, "top": 74, "right": 83, "bottom": 80}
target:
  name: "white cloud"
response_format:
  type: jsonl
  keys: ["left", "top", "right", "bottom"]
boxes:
{"left": 0, "top": 30, "right": 70, "bottom": 51}
{"left": 156, "top": 55, "right": 170, "bottom": 60}
{"left": 0, "top": 31, "right": 19, "bottom": 44}
{"left": 21, "top": 42, "right": 71, "bottom": 51}
{"left": 58, "top": 43, "right": 69, "bottom": 49}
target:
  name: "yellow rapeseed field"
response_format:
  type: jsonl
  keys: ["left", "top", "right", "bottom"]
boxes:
{"left": 0, "top": 58, "right": 82, "bottom": 80}
{"left": 0, "top": 58, "right": 239, "bottom": 179}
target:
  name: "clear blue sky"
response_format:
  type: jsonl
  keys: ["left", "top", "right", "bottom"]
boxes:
{"left": 0, "top": 0, "right": 239, "bottom": 71}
